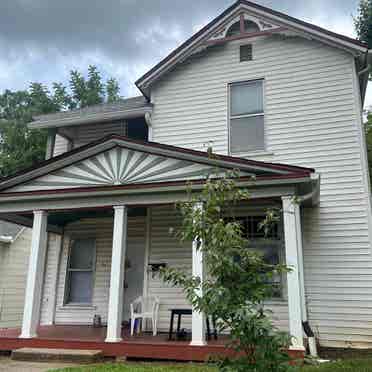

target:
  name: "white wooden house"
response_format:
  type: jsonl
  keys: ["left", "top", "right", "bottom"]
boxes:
{"left": 0, "top": 0, "right": 371, "bottom": 359}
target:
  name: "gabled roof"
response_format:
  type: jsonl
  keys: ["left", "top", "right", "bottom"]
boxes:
{"left": 0, "top": 134, "right": 314, "bottom": 195}
{"left": 136, "top": 0, "right": 368, "bottom": 97}
{"left": 29, "top": 96, "right": 152, "bottom": 129}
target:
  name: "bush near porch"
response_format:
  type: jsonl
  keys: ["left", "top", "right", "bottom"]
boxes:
{"left": 49, "top": 359, "right": 372, "bottom": 372}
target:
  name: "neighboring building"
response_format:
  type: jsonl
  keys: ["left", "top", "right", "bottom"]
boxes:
{"left": 0, "top": 222, "right": 31, "bottom": 328}
{"left": 0, "top": 0, "right": 371, "bottom": 357}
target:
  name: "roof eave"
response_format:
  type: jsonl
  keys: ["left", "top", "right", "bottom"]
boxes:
{"left": 136, "top": 0, "right": 368, "bottom": 92}
{"left": 28, "top": 106, "right": 153, "bottom": 130}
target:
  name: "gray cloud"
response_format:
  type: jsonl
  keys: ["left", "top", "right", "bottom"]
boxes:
{"left": 0, "top": 0, "right": 369, "bottom": 107}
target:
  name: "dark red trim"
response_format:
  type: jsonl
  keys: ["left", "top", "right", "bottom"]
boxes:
{"left": 204, "top": 27, "right": 287, "bottom": 46}
{"left": 239, "top": 13, "right": 245, "bottom": 34}
{"left": 136, "top": 0, "right": 366, "bottom": 90}
{"left": 0, "top": 172, "right": 311, "bottom": 199}
{"left": 239, "top": 0, "right": 366, "bottom": 48}
{"left": 0, "top": 134, "right": 314, "bottom": 191}
{"left": 0, "top": 336, "right": 304, "bottom": 361}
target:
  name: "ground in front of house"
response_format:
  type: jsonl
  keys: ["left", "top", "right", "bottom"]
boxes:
{"left": 3, "top": 358, "right": 372, "bottom": 372}
{"left": 0, "top": 356, "right": 81, "bottom": 372}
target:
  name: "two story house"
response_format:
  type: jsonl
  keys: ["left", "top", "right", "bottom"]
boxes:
{"left": 0, "top": 0, "right": 371, "bottom": 360}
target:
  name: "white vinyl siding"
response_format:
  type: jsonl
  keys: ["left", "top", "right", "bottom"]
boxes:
{"left": 53, "top": 122, "right": 127, "bottom": 157}
{"left": 53, "top": 134, "right": 69, "bottom": 156}
{"left": 41, "top": 216, "right": 146, "bottom": 326}
{"left": 150, "top": 36, "right": 372, "bottom": 347}
{"left": 40, "top": 204, "right": 288, "bottom": 332}
{"left": 72, "top": 121, "right": 127, "bottom": 149}
{"left": 147, "top": 204, "right": 289, "bottom": 332}
{"left": 0, "top": 229, "right": 32, "bottom": 328}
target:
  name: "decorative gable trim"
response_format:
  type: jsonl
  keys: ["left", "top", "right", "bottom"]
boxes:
{"left": 136, "top": 0, "right": 367, "bottom": 97}
{"left": 9, "top": 146, "right": 253, "bottom": 192}
{"left": 207, "top": 11, "right": 282, "bottom": 43}
{"left": 0, "top": 135, "right": 314, "bottom": 193}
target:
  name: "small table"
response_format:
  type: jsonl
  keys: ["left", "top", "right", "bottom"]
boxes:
{"left": 168, "top": 308, "right": 217, "bottom": 341}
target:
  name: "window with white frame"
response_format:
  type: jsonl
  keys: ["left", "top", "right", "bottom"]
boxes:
{"left": 231, "top": 215, "right": 283, "bottom": 297}
{"left": 65, "top": 238, "right": 96, "bottom": 305}
{"left": 229, "top": 80, "right": 264, "bottom": 154}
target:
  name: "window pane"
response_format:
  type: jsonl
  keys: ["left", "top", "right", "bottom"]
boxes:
{"left": 230, "top": 81, "right": 263, "bottom": 116}
{"left": 230, "top": 116, "right": 264, "bottom": 153}
{"left": 226, "top": 21, "right": 241, "bottom": 37}
{"left": 69, "top": 239, "right": 95, "bottom": 270}
{"left": 67, "top": 271, "right": 93, "bottom": 303}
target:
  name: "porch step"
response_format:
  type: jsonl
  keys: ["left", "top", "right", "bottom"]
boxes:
{"left": 11, "top": 347, "right": 103, "bottom": 363}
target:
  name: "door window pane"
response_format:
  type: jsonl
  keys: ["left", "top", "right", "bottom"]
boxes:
{"left": 68, "top": 271, "right": 93, "bottom": 303}
{"left": 69, "top": 239, "right": 95, "bottom": 269}
{"left": 230, "top": 80, "right": 263, "bottom": 116}
{"left": 230, "top": 116, "right": 264, "bottom": 153}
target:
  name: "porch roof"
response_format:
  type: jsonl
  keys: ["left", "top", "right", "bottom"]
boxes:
{"left": 0, "top": 134, "right": 314, "bottom": 193}
{"left": 0, "top": 135, "right": 318, "bottom": 224}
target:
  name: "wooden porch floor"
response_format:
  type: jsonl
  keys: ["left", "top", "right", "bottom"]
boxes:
{"left": 0, "top": 325, "right": 231, "bottom": 361}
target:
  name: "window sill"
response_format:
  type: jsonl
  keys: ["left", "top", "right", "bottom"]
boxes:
{"left": 231, "top": 151, "right": 274, "bottom": 158}
{"left": 59, "top": 304, "right": 97, "bottom": 311}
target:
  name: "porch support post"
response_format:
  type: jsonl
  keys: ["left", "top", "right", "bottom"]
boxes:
{"left": 20, "top": 210, "right": 48, "bottom": 339}
{"left": 282, "top": 196, "right": 305, "bottom": 350}
{"left": 190, "top": 202, "right": 206, "bottom": 346}
{"left": 106, "top": 205, "right": 128, "bottom": 343}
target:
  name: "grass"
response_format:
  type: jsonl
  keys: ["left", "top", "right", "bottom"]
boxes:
{"left": 50, "top": 363, "right": 218, "bottom": 372}
{"left": 302, "top": 358, "right": 372, "bottom": 371}
{"left": 50, "top": 359, "right": 372, "bottom": 372}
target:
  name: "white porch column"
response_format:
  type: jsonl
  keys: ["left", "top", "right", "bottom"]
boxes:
{"left": 106, "top": 205, "right": 128, "bottom": 343}
{"left": 20, "top": 210, "right": 48, "bottom": 339}
{"left": 282, "top": 196, "right": 305, "bottom": 350}
{"left": 191, "top": 202, "right": 206, "bottom": 346}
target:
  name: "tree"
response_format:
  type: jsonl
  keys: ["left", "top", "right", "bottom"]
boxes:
{"left": 0, "top": 66, "right": 121, "bottom": 177}
{"left": 354, "top": 0, "right": 372, "bottom": 80}
{"left": 161, "top": 172, "right": 292, "bottom": 372}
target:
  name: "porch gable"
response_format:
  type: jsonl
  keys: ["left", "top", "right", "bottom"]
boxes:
{"left": 0, "top": 135, "right": 313, "bottom": 194}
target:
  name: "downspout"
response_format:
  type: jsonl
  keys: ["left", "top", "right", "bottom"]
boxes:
{"left": 296, "top": 179, "right": 320, "bottom": 357}
{"left": 145, "top": 112, "right": 153, "bottom": 141}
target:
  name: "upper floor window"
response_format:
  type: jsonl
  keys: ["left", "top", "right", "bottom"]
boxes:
{"left": 229, "top": 80, "right": 264, "bottom": 154}
{"left": 226, "top": 20, "right": 260, "bottom": 37}
{"left": 65, "top": 238, "right": 96, "bottom": 305}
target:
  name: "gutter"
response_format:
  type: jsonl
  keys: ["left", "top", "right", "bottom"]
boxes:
{"left": 28, "top": 106, "right": 153, "bottom": 130}
{"left": 358, "top": 50, "right": 371, "bottom": 106}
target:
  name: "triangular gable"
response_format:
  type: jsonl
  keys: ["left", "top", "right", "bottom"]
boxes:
{"left": 8, "top": 146, "right": 252, "bottom": 192}
{"left": 136, "top": 0, "right": 367, "bottom": 96}
{"left": 0, "top": 135, "right": 313, "bottom": 194}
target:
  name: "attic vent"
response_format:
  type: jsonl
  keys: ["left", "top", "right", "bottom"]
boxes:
{"left": 240, "top": 44, "right": 252, "bottom": 62}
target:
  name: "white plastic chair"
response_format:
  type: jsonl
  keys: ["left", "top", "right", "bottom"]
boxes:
{"left": 130, "top": 296, "right": 160, "bottom": 336}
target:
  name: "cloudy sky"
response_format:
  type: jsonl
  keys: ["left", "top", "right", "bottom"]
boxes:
{"left": 0, "top": 0, "right": 370, "bottom": 109}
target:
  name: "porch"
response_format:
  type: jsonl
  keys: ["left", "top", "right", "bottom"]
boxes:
{"left": 0, "top": 136, "right": 319, "bottom": 359}
{"left": 0, "top": 325, "right": 227, "bottom": 361}
{"left": 0, "top": 325, "right": 305, "bottom": 361}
